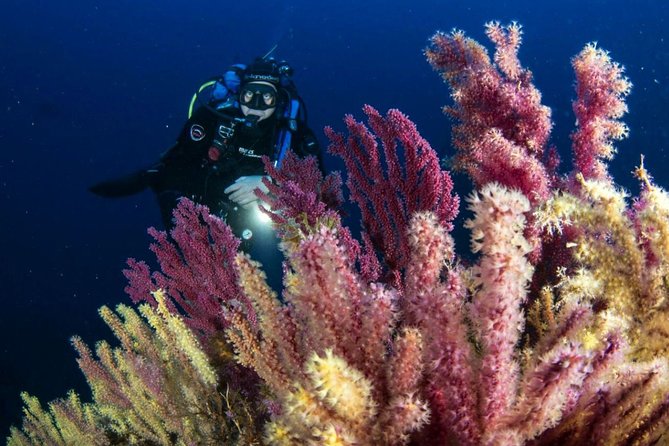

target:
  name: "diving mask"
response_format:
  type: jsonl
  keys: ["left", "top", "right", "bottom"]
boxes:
{"left": 239, "top": 81, "right": 277, "bottom": 111}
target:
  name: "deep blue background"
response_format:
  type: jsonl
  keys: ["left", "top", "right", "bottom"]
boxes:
{"left": 1, "top": 0, "right": 668, "bottom": 437}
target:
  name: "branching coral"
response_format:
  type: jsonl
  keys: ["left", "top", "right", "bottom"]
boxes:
{"left": 425, "top": 22, "right": 554, "bottom": 205}
{"left": 7, "top": 392, "right": 105, "bottom": 446}
{"left": 326, "top": 105, "right": 459, "bottom": 287}
{"left": 571, "top": 43, "right": 632, "bottom": 182}
{"left": 535, "top": 164, "right": 669, "bottom": 364}
{"left": 401, "top": 189, "right": 627, "bottom": 445}
{"left": 422, "top": 22, "right": 669, "bottom": 445}
{"left": 124, "top": 199, "right": 251, "bottom": 337}
{"left": 8, "top": 290, "right": 262, "bottom": 445}
{"left": 9, "top": 21, "right": 669, "bottom": 446}
{"left": 227, "top": 230, "right": 429, "bottom": 445}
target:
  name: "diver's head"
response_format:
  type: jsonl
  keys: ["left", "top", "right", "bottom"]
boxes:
{"left": 239, "top": 57, "right": 293, "bottom": 123}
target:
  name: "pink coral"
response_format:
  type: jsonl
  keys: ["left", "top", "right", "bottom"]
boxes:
{"left": 228, "top": 225, "right": 431, "bottom": 444}
{"left": 403, "top": 212, "right": 480, "bottom": 444}
{"left": 124, "top": 198, "right": 251, "bottom": 336}
{"left": 259, "top": 150, "right": 382, "bottom": 283}
{"left": 425, "top": 22, "right": 556, "bottom": 265}
{"left": 571, "top": 43, "right": 631, "bottom": 182}
{"left": 326, "top": 105, "right": 459, "bottom": 288}
{"left": 466, "top": 184, "right": 534, "bottom": 429}
{"left": 425, "top": 22, "right": 553, "bottom": 205}
{"left": 258, "top": 151, "right": 344, "bottom": 236}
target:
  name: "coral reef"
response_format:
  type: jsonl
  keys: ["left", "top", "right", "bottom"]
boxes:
{"left": 8, "top": 22, "right": 669, "bottom": 446}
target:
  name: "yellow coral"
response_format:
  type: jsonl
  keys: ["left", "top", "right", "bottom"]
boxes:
{"left": 306, "top": 349, "right": 375, "bottom": 424}
{"left": 312, "top": 424, "right": 357, "bottom": 446}
{"left": 10, "top": 288, "right": 265, "bottom": 445}
{"left": 8, "top": 391, "right": 106, "bottom": 446}
{"left": 149, "top": 289, "right": 218, "bottom": 387}
{"left": 284, "top": 383, "right": 331, "bottom": 428}
{"left": 578, "top": 329, "right": 600, "bottom": 351}
{"left": 535, "top": 163, "right": 669, "bottom": 369}
{"left": 266, "top": 348, "right": 412, "bottom": 445}
{"left": 534, "top": 191, "right": 580, "bottom": 236}
{"left": 528, "top": 286, "right": 558, "bottom": 340}
{"left": 264, "top": 421, "right": 298, "bottom": 446}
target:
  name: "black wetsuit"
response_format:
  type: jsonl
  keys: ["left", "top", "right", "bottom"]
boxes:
{"left": 152, "top": 103, "right": 323, "bottom": 232}
{"left": 150, "top": 102, "right": 322, "bottom": 292}
{"left": 90, "top": 96, "right": 322, "bottom": 290}
{"left": 89, "top": 85, "right": 322, "bottom": 292}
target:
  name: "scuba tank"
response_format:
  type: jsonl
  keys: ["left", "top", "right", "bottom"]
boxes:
{"left": 188, "top": 64, "right": 246, "bottom": 119}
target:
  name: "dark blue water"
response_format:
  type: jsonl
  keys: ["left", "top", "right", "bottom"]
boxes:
{"left": 1, "top": 0, "right": 667, "bottom": 436}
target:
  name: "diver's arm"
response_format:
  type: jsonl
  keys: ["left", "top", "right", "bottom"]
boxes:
{"left": 88, "top": 112, "right": 205, "bottom": 199}
{"left": 89, "top": 139, "right": 191, "bottom": 199}
{"left": 88, "top": 163, "right": 164, "bottom": 198}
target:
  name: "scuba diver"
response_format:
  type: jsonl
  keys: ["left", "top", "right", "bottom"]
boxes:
{"left": 90, "top": 54, "right": 324, "bottom": 289}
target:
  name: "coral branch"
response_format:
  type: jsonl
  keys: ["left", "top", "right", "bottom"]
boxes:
{"left": 326, "top": 105, "right": 459, "bottom": 287}
{"left": 124, "top": 199, "right": 250, "bottom": 337}
{"left": 425, "top": 22, "right": 553, "bottom": 204}
{"left": 571, "top": 43, "right": 632, "bottom": 182}
{"left": 466, "top": 183, "right": 533, "bottom": 430}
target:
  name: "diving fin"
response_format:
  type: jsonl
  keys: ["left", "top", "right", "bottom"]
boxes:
{"left": 89, "top": 169, "right": 157, "bottom": 198}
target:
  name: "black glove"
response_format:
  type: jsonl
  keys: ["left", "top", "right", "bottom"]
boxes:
{"left": 89, "top": 168, "right": 159, "bottom": 198}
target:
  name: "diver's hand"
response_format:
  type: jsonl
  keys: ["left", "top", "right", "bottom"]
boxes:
{"left": 224, "top": 175, "right": 269, "bottom": 208}
{"left": 89, "top": 169, "right": 158, "bottom": 198}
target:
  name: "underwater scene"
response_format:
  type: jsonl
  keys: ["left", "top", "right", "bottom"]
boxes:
{"left": 2, "top": 0, "right": 669, "bottom": 444}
